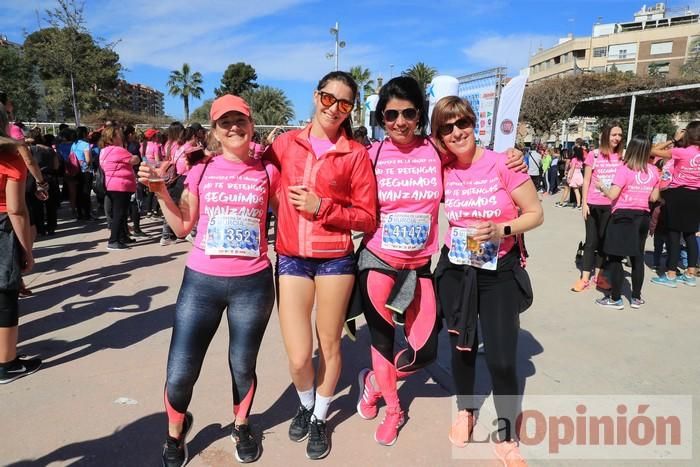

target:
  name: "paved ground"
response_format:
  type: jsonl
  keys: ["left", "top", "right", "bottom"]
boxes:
{"left": 2, "top": 194, "right": 698, "bottom": 467}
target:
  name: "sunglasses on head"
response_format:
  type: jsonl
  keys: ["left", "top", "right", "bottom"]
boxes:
{"left": 383, "top": 108, "right": 419, "bottom": 123}
{"left": 318, "top": 91, "right": 354, "bottom": 113}
{"left": 438, "top": 118, "right": 473, "bottom": 136}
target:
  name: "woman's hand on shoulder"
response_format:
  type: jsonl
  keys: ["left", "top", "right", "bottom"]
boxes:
{"left": 504, "top": 148, "right": 527, "bottom": 172}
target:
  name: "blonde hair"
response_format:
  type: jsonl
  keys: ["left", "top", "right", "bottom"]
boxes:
{"left": 99, "top": 124, "right": 124, "bottom": 148}
{"left": 430, "top": 96, "right": 476, "bottom": 154}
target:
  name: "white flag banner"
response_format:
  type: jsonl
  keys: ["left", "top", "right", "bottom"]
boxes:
{"left": 427, "top": 75, "right": 459, "bottom": 132}
{"left": 494, "top": 75, "right": 527, "bottom": 153}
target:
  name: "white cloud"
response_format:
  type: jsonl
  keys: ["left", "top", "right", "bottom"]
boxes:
{"left": 462, "top": 34, "right": 558, "bottom": 72}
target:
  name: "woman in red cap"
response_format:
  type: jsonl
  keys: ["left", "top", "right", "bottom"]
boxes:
{"left": 263, "top": 71, "right": 377, "bottom": 460}
{"left": 140, "top": 94, "right": 279, "bottom": 465}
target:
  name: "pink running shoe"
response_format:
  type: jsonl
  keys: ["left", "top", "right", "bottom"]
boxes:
{"left": 356, "top": 368, "right": 381, "bottom": 420}
{"left": 374, "top": 406, "right": 405, "bottom": 446}
{"left": 448, "top": 410, "right": 475, "bottom": 448}
{"left": 494, "top": 440, "right": 528, "bottom": 467}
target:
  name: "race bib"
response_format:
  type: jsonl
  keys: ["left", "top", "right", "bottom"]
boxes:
{"left": 204, "top": 214, "right": 260, "bottom": 257}
{"left": 381, "top": 213, "right": 431, "bottom": 251}
{"left": 448, "top": 226, "right": 500, "bottom": 270}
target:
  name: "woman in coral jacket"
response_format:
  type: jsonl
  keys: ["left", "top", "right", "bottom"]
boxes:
{"left": 263, "top": 71, "right": 377, "bottom": 460}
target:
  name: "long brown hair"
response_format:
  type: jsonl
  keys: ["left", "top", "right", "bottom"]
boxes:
{"left": 599, "top": 122, "right": 623, "bottom": 157}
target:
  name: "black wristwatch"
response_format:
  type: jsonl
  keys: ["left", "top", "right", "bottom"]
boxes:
{"left": 503, "top": 225, "right": 512, "bottom": 236}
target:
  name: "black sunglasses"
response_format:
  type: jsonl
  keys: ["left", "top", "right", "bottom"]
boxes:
{"left": 438, "top": 118, "right": 473, "bottom": 136}
{"left": 383, "top": 108, "right": 419, "bottom": 123}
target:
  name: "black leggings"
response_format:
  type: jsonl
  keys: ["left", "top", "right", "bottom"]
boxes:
{"left": 583, "top": 205, "right": 611, "bottom": 273}
{"left": 165, "top": 267, "right": 274, "bottom": 423}
{"left": 106, "top": 191, "right": 131, "bottom": 244}
{"left": 667, "top": 231, "right": 699, "bottom": 272}
{"left": 608, "top": 214, "right": 649, "bottom": 300}
{"left": 439, "top": 269, "right": 521, "bottom": 441}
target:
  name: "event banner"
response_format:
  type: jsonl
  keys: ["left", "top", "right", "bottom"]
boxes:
{"left": 493, "top": 75, "right": 527, "bottom": 153}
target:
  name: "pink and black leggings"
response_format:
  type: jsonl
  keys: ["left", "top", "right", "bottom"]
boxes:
{"left": 359, "top": 269, "right": 438, "bottom": 409}
{"left": 164, "top": 267, "right": 274, "bottom": 425}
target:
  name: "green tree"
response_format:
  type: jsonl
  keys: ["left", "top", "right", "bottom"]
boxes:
{"left": 22, "top": 0, "right": 121, "bottom": 125}
{"left": 215, "top": 62, "right": 258, "bottom": 97}
{"left": 0, "top": 46, "right": 39, "bottom": 120}
{"left": 402, "top": 62, "right": 437, "bottom": 97}
{"left": 241, "top": 86, "right": 294, "bottom": 125}
{"left": 681, "top": 38, "right": 700, "bottom": 78}
{"left": 167, "top": 63, "right": 204, "bottom": 122}
{"left": 190, "top": 99, "right": 213, "bottom": 123}
{"left": 349, "top": 66, "right": 374, "bottom": 124}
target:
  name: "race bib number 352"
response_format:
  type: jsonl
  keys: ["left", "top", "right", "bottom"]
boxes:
{"left": 381, "top": 213, "right": 431, "bottom": 251}
{"left": 205, "top": 214, "right": 260, "bottom": 257}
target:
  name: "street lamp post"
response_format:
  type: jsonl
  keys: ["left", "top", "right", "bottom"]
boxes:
{"left": 389, "top": 64, "right": 394, "bottom": 78}
{"left": 329, "top": 22, "right": 346, "bottom": 71}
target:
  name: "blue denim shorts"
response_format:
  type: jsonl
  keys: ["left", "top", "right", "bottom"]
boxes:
{"left": 276, "top": 254, "right": 356, "bottom": 278}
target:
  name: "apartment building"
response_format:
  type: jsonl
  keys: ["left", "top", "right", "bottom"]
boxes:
{"left": 523, "top": 3, "right": 699, "bottom": 145}
{"left": 528, "top": 3, "right": 699, "bottom": 82}
{"left": 116, "top": 80, "right": 165, "bottom": 117}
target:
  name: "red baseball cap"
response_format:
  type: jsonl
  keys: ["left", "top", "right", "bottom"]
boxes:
{"left": 144, "top": 128, "right": 158, "bottom": 139}
{"left": 210, "top": 94, "right": 251, "bottom": 121}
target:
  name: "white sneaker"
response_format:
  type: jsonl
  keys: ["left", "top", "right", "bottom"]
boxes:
{"left": 160, "top": 238, "right": 174, "bottom": 246}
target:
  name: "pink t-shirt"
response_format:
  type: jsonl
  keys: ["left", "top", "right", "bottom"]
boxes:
{"left": 143, "top": 141, "right": 161, "bottom": 163}
{"left": 584, "top": 150, "right": 623, "bottom": 206}
{"left": 173, "top": 142, "right": 193, "bottom": 176}
{"left": 363, "top": 138, "right": 443, "bottom": 264}
{"left": 669, "top": 145, "right": 700, "bottom": 190}
{"left": 569, "top": 158, "right": 583, "bottom": 172}
{"left": 444, "top": 150, "right": 530, "bottom": 258}
{"left": 611, "top": 163, "right": 659, "bottom": 212}
{"left": 308, "top": 135, "right": 335, "bottom": 160}
{"left": 100, "top": 146, "right": 137, "bottom": 192}
{"left": 163, "top": 141, "right": 181, "bottom": 162}
{"left": 250, "top": 142, "right": 264, "bottom": 160}
{"left": 185, "top": 155, "right": 280, "bottom": 277}
{"left": 9, "top": 124, "right": 24, "bottom": 141}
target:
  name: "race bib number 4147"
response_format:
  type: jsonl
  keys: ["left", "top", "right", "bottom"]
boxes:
{"left": 381, "top": 213, "right": 431, "bottom": 251}
{"left": 205, "top": 214, "right": 260, "bottom": 257}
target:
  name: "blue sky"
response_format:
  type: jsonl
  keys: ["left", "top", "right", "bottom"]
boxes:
{"left": 3, "top": 0, "right": 699, "bottom": 122}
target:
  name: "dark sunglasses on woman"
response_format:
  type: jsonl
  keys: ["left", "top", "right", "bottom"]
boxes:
{"left": 318, "top": 91, "right": 354, "bottom": 114}
{"left": 383, "top": 108, "right": 419, "bottom": 122}
{"left": 438, "top": 118, "right": 473, "bottom": 136}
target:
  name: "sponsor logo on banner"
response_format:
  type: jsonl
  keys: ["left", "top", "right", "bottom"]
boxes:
{"left": 500, "top": 119, "right": 514, "bottom": 135}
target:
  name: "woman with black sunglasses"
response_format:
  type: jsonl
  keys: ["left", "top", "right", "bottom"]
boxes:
{"left": 350, "top": 77, "right": 526, "bottom": 447}
{"left": 263, "top": 71, "right": 378, "bottom": 460}
{"left": 432, "top": 96, "right": 542, "bottom": 465}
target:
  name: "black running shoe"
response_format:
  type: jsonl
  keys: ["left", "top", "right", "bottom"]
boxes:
{"left": 288, "top": 405, "right": 313, "bottom": 442}
{"left": 162, "top": 412, "right": 193, "bottom": 467}
{"left": 231, "top": 424, "right": 261, "bottom": 463}
{"left": 306, "top": 416, "right": 330, "bottom": 460}
{"left": 0, "top": 356, "right": 42, "bottom": 384}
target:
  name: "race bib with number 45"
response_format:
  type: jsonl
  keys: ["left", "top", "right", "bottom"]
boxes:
{"left": 448, "top": 226, "right": 500, "bottom": 270}
{"left": 205, "top": 214, "right": 260, "bottom": 257}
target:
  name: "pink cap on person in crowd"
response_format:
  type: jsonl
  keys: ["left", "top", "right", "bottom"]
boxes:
{"left": 210, "top": 95, "right": 251, "bottom": 121}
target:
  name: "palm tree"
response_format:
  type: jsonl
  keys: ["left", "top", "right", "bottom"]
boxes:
{"left": 242, "top": 86, "right": 294, "bottom": 125}
{"left": 402, "top": 62, "right": 437, "bottom": 98}
{"left": 349, "top": 66, "right": 375, "bottom": 125}
{"left": 166, "top": 63, "right": 204, "bottom": 122}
